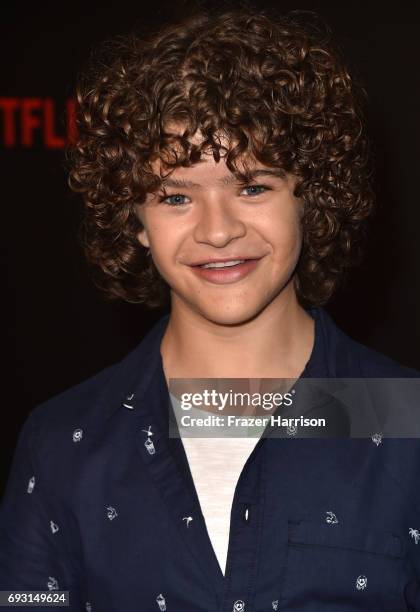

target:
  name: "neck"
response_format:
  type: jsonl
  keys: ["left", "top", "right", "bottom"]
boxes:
{"left": 160, "top": 286, "right": 315, "bottom": 382}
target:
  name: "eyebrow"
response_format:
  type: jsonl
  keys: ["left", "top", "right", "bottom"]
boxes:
{"left": 161, "top": 168, "right": 287, "bottom": 189}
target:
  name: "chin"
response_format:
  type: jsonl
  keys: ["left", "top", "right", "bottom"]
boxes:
{"left": 197, "top": 302, "right": 265, "bottom": 327}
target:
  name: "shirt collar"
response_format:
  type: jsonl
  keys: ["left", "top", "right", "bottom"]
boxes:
{"left": 109, "top": 305, "right": 350, "bottom": 423}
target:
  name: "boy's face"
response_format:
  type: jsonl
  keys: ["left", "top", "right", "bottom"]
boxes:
{"left": 136, "top": 147, "right": 303, "bottom": 326}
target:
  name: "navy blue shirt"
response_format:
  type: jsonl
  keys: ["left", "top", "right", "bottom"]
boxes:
{"left": 1, "top": 307, "right": 420, "bottom": 611}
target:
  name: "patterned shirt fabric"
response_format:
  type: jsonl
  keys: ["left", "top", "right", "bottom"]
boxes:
{"left": 0, "top": 306, "right": 420, "bottom": 611}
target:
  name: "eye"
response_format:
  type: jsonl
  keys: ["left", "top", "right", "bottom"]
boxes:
{"left": 240, "top": 184, "right": 271, "bottom": 196}
{"left": 159, "top": 193, "right": 190, "bottom": 206}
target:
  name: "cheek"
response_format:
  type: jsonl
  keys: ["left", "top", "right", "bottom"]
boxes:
{"left": 147, "top": 224, "right": 182, "bottom": 273}
{"left": 265, "top": 208, "right": 302, "bottom": 259}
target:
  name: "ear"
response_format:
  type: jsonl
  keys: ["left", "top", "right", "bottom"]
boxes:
{"left": 137, "top": 226, "right": 150, "bottom": 249}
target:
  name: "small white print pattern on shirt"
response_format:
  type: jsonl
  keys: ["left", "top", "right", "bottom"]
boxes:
{"left": 325, "top": 511, "right": 339, "bottom": 524}
{"left": 50, "top": 520, "right": 59, "bottom": 534}
{"left": 73, "top": 428, "right": 83, "bottom": 443}
{"left": 122, "top": 393, "right": 135, "bottom": 409}
{"left": 106, "top": 506, "right": 118, "bottom": 521}
{"left": 142, "top": 425, "right": 154, "bottom": 437}
{"left": 356, "top": 575, "right": 367, "bottom": 590}
{"left": 182, "top": 516, "right": 193, "bottom": 527}
{"left": 371, "top": 433, "right": 382, "bottom": 446}
{"left": 272, "top": 600, "right": 279, "bottom": 610}
{"left": 47, "top": 576, "right": 59, "bottom": 591}
{"left": 145, "top": 437, "right": 156, "bottom": 455}
{"left": 233, "top": 601, "right": 245, "bottom": 612}
{"left": 27, "top": 475, "right": 35, "bottom": 494}
{"left": 286, "top": 424, "right": 297, "bottom": 436}
{"left": 156, "top": 593, "right": 166, "bottom": 610}
{"left": 409, "top": 528, "right": 420, "bottom": 544}
{"left": 85, "top": 602, "right": 92, "bottom": 612}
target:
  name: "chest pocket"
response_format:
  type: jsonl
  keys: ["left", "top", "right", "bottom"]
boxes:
{"left": 279, "top": 519, "right": 409, "bottom": 612}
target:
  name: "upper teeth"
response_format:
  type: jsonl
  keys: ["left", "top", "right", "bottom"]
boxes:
{"left": 200, "top": 260, "right": 246, "bottom": 268}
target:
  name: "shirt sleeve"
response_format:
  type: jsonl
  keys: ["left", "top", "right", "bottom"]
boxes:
{"left": 0, "top": 411, "right": 84, "bottom": 611}
{"left": 406, "top": 526, "right": 420, "bottom": 610}
{"left": 408, "top": 511, "right": 420, "bottom": 609}
{"left": 402, "top": 457, "right": 420, "bottom": 610}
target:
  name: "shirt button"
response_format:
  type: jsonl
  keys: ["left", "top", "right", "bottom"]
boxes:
{"left": 27, "top": 475, "right": 36, "bottom": 494}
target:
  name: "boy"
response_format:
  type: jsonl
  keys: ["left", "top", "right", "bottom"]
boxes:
{"left": 1, "top": 7, "right": 419, "bottom": 611}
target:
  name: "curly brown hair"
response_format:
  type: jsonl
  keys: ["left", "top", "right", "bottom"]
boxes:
{"left": 68, "top": 6, "right": 374, "bottom": 309}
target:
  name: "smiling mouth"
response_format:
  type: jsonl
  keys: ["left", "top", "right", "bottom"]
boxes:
{"left": 189, "top": 257, "right": 263, "bottom": 284}
{"left": 190, "top": 258, "right": 261, "bottom": 269}
{"left": 197, "top": 259, "right": 247, "bottom": 269}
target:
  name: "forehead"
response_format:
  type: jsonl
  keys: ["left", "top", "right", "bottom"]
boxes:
{"left": 150, "top": 148, "right": 289, "bottom": 187}
{"left": 149, "top": 123, "right": 255, "bottom": 178}
{"left": 160, "top": 158, "right": 289, "bottom": 189}
{"left": 147, "top": 122, "right": 292, "bottom": 189}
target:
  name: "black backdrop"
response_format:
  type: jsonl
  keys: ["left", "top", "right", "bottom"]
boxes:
{"left": 3, "top": 1, "right": 420, "bottom": 496}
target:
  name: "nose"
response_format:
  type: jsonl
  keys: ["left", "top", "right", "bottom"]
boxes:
{"left": 193, "top": 196, "right": 246, "bottom": 247}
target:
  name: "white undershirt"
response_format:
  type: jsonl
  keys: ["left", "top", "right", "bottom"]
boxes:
{"left": 170, "top": 394, "right": 262, "bottom": 575}
{"left": 181, "top": 436, "right": 260, "bottom": 575}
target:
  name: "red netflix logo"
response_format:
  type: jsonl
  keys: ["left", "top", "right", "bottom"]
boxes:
{"left": 0, "top": 98, "right": 77, "bottom": 149}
